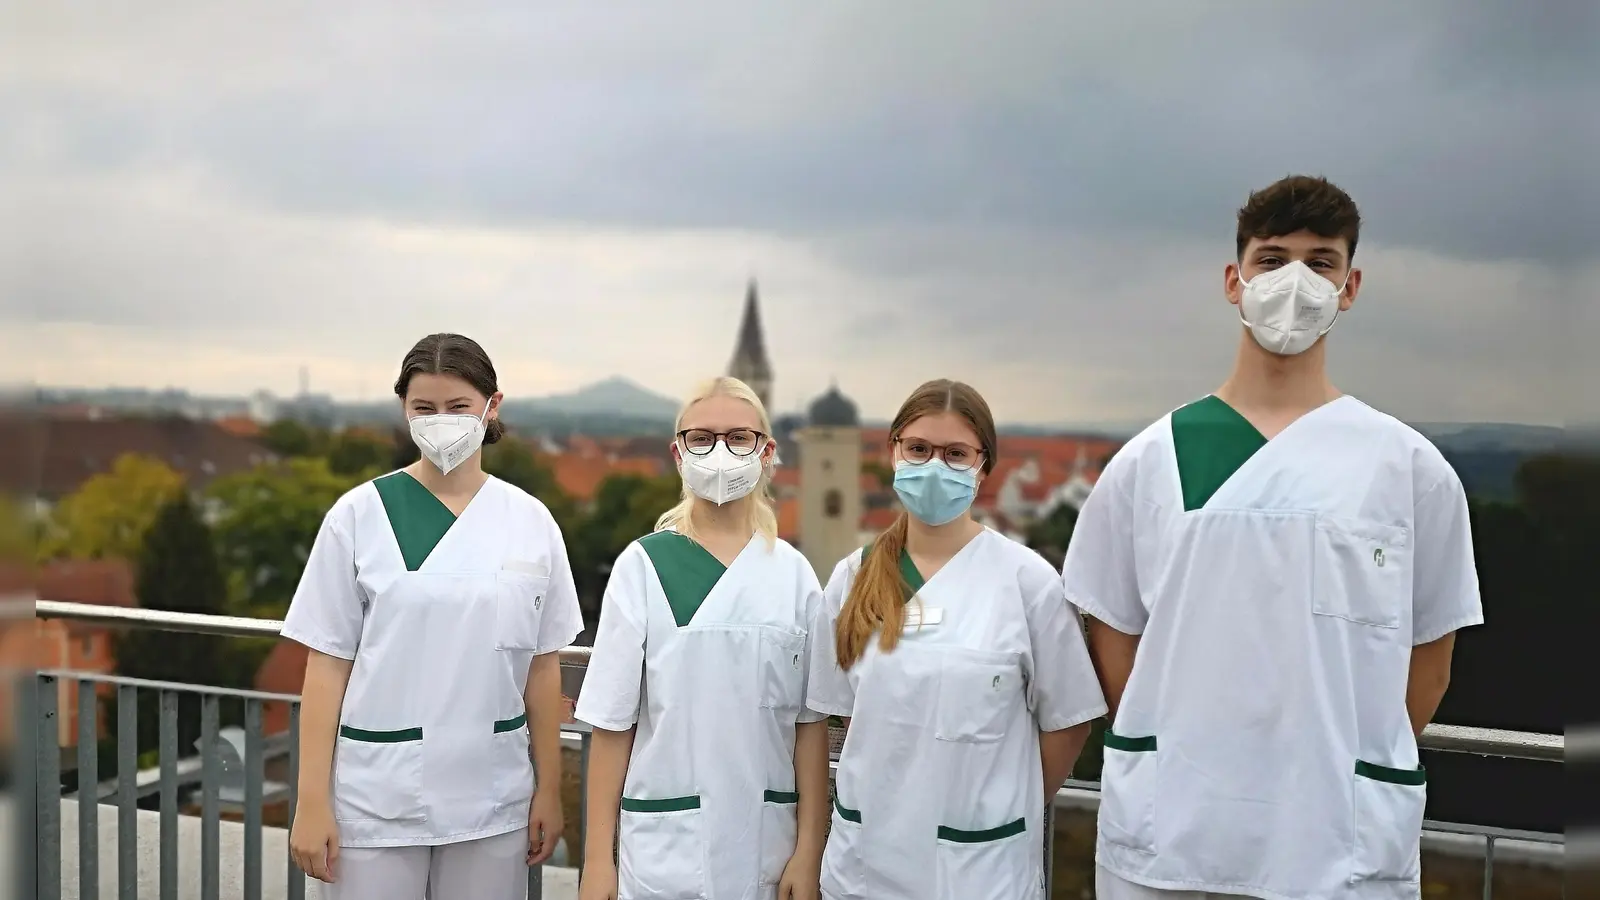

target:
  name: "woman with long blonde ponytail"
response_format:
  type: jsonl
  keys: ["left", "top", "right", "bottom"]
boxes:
{"left": 804, "top": 379, "right": 1107, "bottom": 900}
{"left": 574, "top": 377, "right": 831, "bottom": 900}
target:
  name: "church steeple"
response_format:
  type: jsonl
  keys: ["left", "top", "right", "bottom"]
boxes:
{"left": 727, "top": 279, "right": 774, "bottom": 411}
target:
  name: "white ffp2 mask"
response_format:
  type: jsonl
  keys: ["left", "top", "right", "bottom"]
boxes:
{"left": 679, "top": 441, "right": 764, "bottom": 506}
{"left": 1238, "top": 260, "right": 1349, "bottom": 356}
{"left": 410, "top": 402, "right": 492, "bottom": 475}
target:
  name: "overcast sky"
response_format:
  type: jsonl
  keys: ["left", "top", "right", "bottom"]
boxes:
{"left": 4, "top": 1, "right": 1594, "bottom": 426}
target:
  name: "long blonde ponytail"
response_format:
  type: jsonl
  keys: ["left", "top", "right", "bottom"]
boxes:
{"left": 654, "top": 376, "right": 779, "bottom": 548}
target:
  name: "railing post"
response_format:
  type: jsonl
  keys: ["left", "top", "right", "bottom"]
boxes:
{"left": 1482, "top": 834, "right": 1496, "bottom": 900}
{"left": 202, "top": 694, "right": 221, "bottom": 900}
{"left": 116, "top": 684, "right": 137, "bottom": 900}
{"left": 287, "top": 701, "right": 304, "bottom": 900}
{"left": 245, "top": 699, "right": 264, "bottom": 900}
{"left": 1043, "top": 800, "right": 1055, "bottom": 897}
{"left": 17, "top": 673, "right": 40, "bottom": 900}
{"left": 579, "top": 728, "right": 592, "bottom": 881}
{"left": 160, "top": 690, "right": 179, "bottom": 900}
{"left": 38, "top": 674, "right": 62, "bottom": 900}
{"left": 77, "top": 678, "right": 100, "bottom": 900}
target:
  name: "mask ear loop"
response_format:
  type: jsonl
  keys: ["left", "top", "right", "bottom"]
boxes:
{"left": 1315, "top": 272, "right": 1354, "bottom": 338}
{"left": 1234, "top": 265, "right": 1260, "bottom": 330}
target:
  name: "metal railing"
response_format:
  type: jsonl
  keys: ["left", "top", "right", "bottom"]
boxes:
{"left": 27, "top": 600, "right": 1566, "bottom": 900}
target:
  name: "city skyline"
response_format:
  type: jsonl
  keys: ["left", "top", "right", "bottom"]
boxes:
{"left": 6, "top": 2, "right": 1592, "bottom": 428}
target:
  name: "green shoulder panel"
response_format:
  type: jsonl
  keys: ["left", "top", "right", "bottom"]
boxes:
{"left": 638, "top": 531, "right": 728, "bottom": 627}
{"left": 1170, "top": 395, "right": 1269, "bottom": 512}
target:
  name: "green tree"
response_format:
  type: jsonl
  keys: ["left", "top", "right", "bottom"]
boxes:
{"left": 259, "top": 419, "right": 327, "bottom": 458}
{"left": 39, "top": 454, "right": 185, "bottom": 560}
{"left": 569, "top": 473, "right": 681, "bottom": 608}
{"left": 208, "top": 458, "right": 358, "bottom": 617}
{"left": 325, "top": 429, "right": 392, "bottom": 478}
{"left": 1025, "top": 503, "right": 1078, "bottom": 572}
{"left": 862, "top": 459, "right": 894, "bottom": 489}
{"left": 115, "top": 494, "right": 238, "bottom": 755}
{"left": 390, "top": 426, "right": 421, "bottom": 470}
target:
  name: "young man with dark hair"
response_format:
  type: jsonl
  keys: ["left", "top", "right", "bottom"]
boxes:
{"left": 1062, "top": 175, "right": 1484, "bottom": 900}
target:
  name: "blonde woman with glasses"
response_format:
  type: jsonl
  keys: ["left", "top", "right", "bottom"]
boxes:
{"left": 576, "top": 377, "right": 831, "bottom": 900}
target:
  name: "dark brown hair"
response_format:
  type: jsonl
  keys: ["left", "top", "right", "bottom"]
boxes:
{"left": 835, "top": 379, "right": 998, "bottom": 669}
{"left": 393, "top": 333, "right": 505, "bottom": 444}
{"left": 1236, "top": 175, "right": 1362, "bottom": 261}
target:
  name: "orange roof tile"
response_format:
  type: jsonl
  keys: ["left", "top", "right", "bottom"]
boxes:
{"left": 38, "top": 559, "right": 137, "bottom": 608}
{"left": 215, "top": 416, "right": 263, "bottom": 439}
{"left": 777, "top": 496, "right": 800, "bottom": 542}
{"left": 550, "top": 454, "right": 666, "bottom": 503}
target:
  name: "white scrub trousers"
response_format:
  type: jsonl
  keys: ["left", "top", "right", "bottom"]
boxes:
{"left": 1096, "top": 866, "right": 1249, "bottom": 900}
{"left": 318, "top": 828, "right": 529, "bottom": 900}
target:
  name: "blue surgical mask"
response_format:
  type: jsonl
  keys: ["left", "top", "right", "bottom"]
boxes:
{"left": 893, "top": 459, "right": 978, "bottom": 526}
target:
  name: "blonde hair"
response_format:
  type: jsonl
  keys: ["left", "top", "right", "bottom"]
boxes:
{"left": 836, "top": 379, "right": 998, "bottom": 670}
{"left": 654, "top": 376, "right": 780, "bottom": 548}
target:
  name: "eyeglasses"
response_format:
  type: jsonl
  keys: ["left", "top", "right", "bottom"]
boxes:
{"left": 893, "top": 437, "right": 982, "bottom": 472}
{"left": 678, "top": 428, "right": 765, "bottom": 457}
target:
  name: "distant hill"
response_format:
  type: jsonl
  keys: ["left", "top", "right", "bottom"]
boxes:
{"left": 503, "top": 377, "right": 678, "bottom": 422}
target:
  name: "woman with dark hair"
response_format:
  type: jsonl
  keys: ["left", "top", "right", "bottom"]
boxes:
{"left": 806, "top": 379, "right": 1106, "bottom": 900}
{"left": 283, "top": 333, "right": 583, "bottom": 899}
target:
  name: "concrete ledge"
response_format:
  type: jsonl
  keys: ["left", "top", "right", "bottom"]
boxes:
{"left": 52, "top": 800, "right": 578, "bottom": 899}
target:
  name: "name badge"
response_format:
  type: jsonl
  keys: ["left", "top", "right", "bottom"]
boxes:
{"left": 903, "top": 606, "right": 943, "bottom": 630}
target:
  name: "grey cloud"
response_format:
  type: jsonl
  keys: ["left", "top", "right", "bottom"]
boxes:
{"left": 7, "top": 1, "right": 1595, "bottom": 268}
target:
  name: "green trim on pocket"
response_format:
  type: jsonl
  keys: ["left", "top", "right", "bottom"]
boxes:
{"left": 832, "top": 793, "right": 862, "bottom": 823}
{"left": 764, "top": 790, "right": 800, "bottom": 804}
{"left": 338, "top": 725, "right": 423, "bottom": 743}
{"left": 493, "top": 713, "right": 528, "bottom": 734}
{"left": 621, "top": 795, "right": 701, "bottom": 813}
{"left": 1355, "top": 760, "right": 1427, "bottom": 786}
{"left": 937, "top": 817, "right": 1027, "bottom": 843}
{"left": 1103, "top": 730, "right": 1157, "bottom": 753}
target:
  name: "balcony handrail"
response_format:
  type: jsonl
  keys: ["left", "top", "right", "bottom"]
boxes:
{"left": 35, "top": 598, "right": 1563, "bottom": 762}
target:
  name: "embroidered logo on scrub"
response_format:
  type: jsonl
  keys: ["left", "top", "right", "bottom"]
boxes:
{"left": 534, "top": 594, "right": 543, "bottom": 609}
{"left": 991, "top": 675, "right": 1001, "bottom": 689}
{"left": 793, "top": 653, "right": 801, "bottom": 669}
{"left": 1373, "top": 548, "right": 1386, "bottom": 567}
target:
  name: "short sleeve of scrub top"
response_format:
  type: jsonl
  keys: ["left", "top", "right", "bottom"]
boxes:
{"left": 1061, "top": 450, "right": 1147, "bottom": 635}
{"left": 573, "top": 542, "right": 650, "bottom": 732}
{"left": 1409, "top": 466, "right": 1485, "bottom": 646}
{"left": 794, "top": 565, "right": 829, "bottom": 725}
{"left": 1020, "top": 567, "right": 1109, "bottom": 732}
{"left": 281, "top": 503, "right": 364, "bottom": 660}
{"left": 803, "top": 552, "right": 860, "bottom": 719}
{"left": 532, "top": 504, "right": 585, "bottom": 655}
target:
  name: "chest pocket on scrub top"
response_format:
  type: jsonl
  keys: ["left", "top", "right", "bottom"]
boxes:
{"left": 935, "top": 648, "right": 1021, "bottom": 744}
{"left": 757, "top": 627, "right": 807, "bottom": 712}
{"left": 1311, "top": 516, "right": 1410, "bottom": 630}
{"left": 495, "top": 562, "right": 550, "bottom": 652}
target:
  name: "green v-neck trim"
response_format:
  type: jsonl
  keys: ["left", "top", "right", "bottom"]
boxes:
{"left": 898, "top": 550, "right": 926, "bottom": 594}
{"left": 373, "top": 472, "right": 459, "bottom": 572}
{"left": 638, "top": 531, "right": 731, "bottom": 628}
{"left": 860, "top": 541, "right": 927, "bottom": 602}
{"left": 1171, "top": 395, "right": 1269, "bottom": 512}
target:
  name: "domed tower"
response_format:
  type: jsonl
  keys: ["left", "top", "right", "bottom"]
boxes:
{"left": 797, "top": 384, "right": 862, "bottom": 578}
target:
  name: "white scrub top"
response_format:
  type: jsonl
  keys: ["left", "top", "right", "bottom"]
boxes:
{"left": 806, "top": 528, "right": 1107, "bottom": 900}
{"left": 1062, "top": 395, "right": 1484, "bottom": 900}
{"left": 574, "top": 530, "right": 825, "bottom": 900}
{"left": 281, "top": 471, "right": 584, "bottom": 848}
